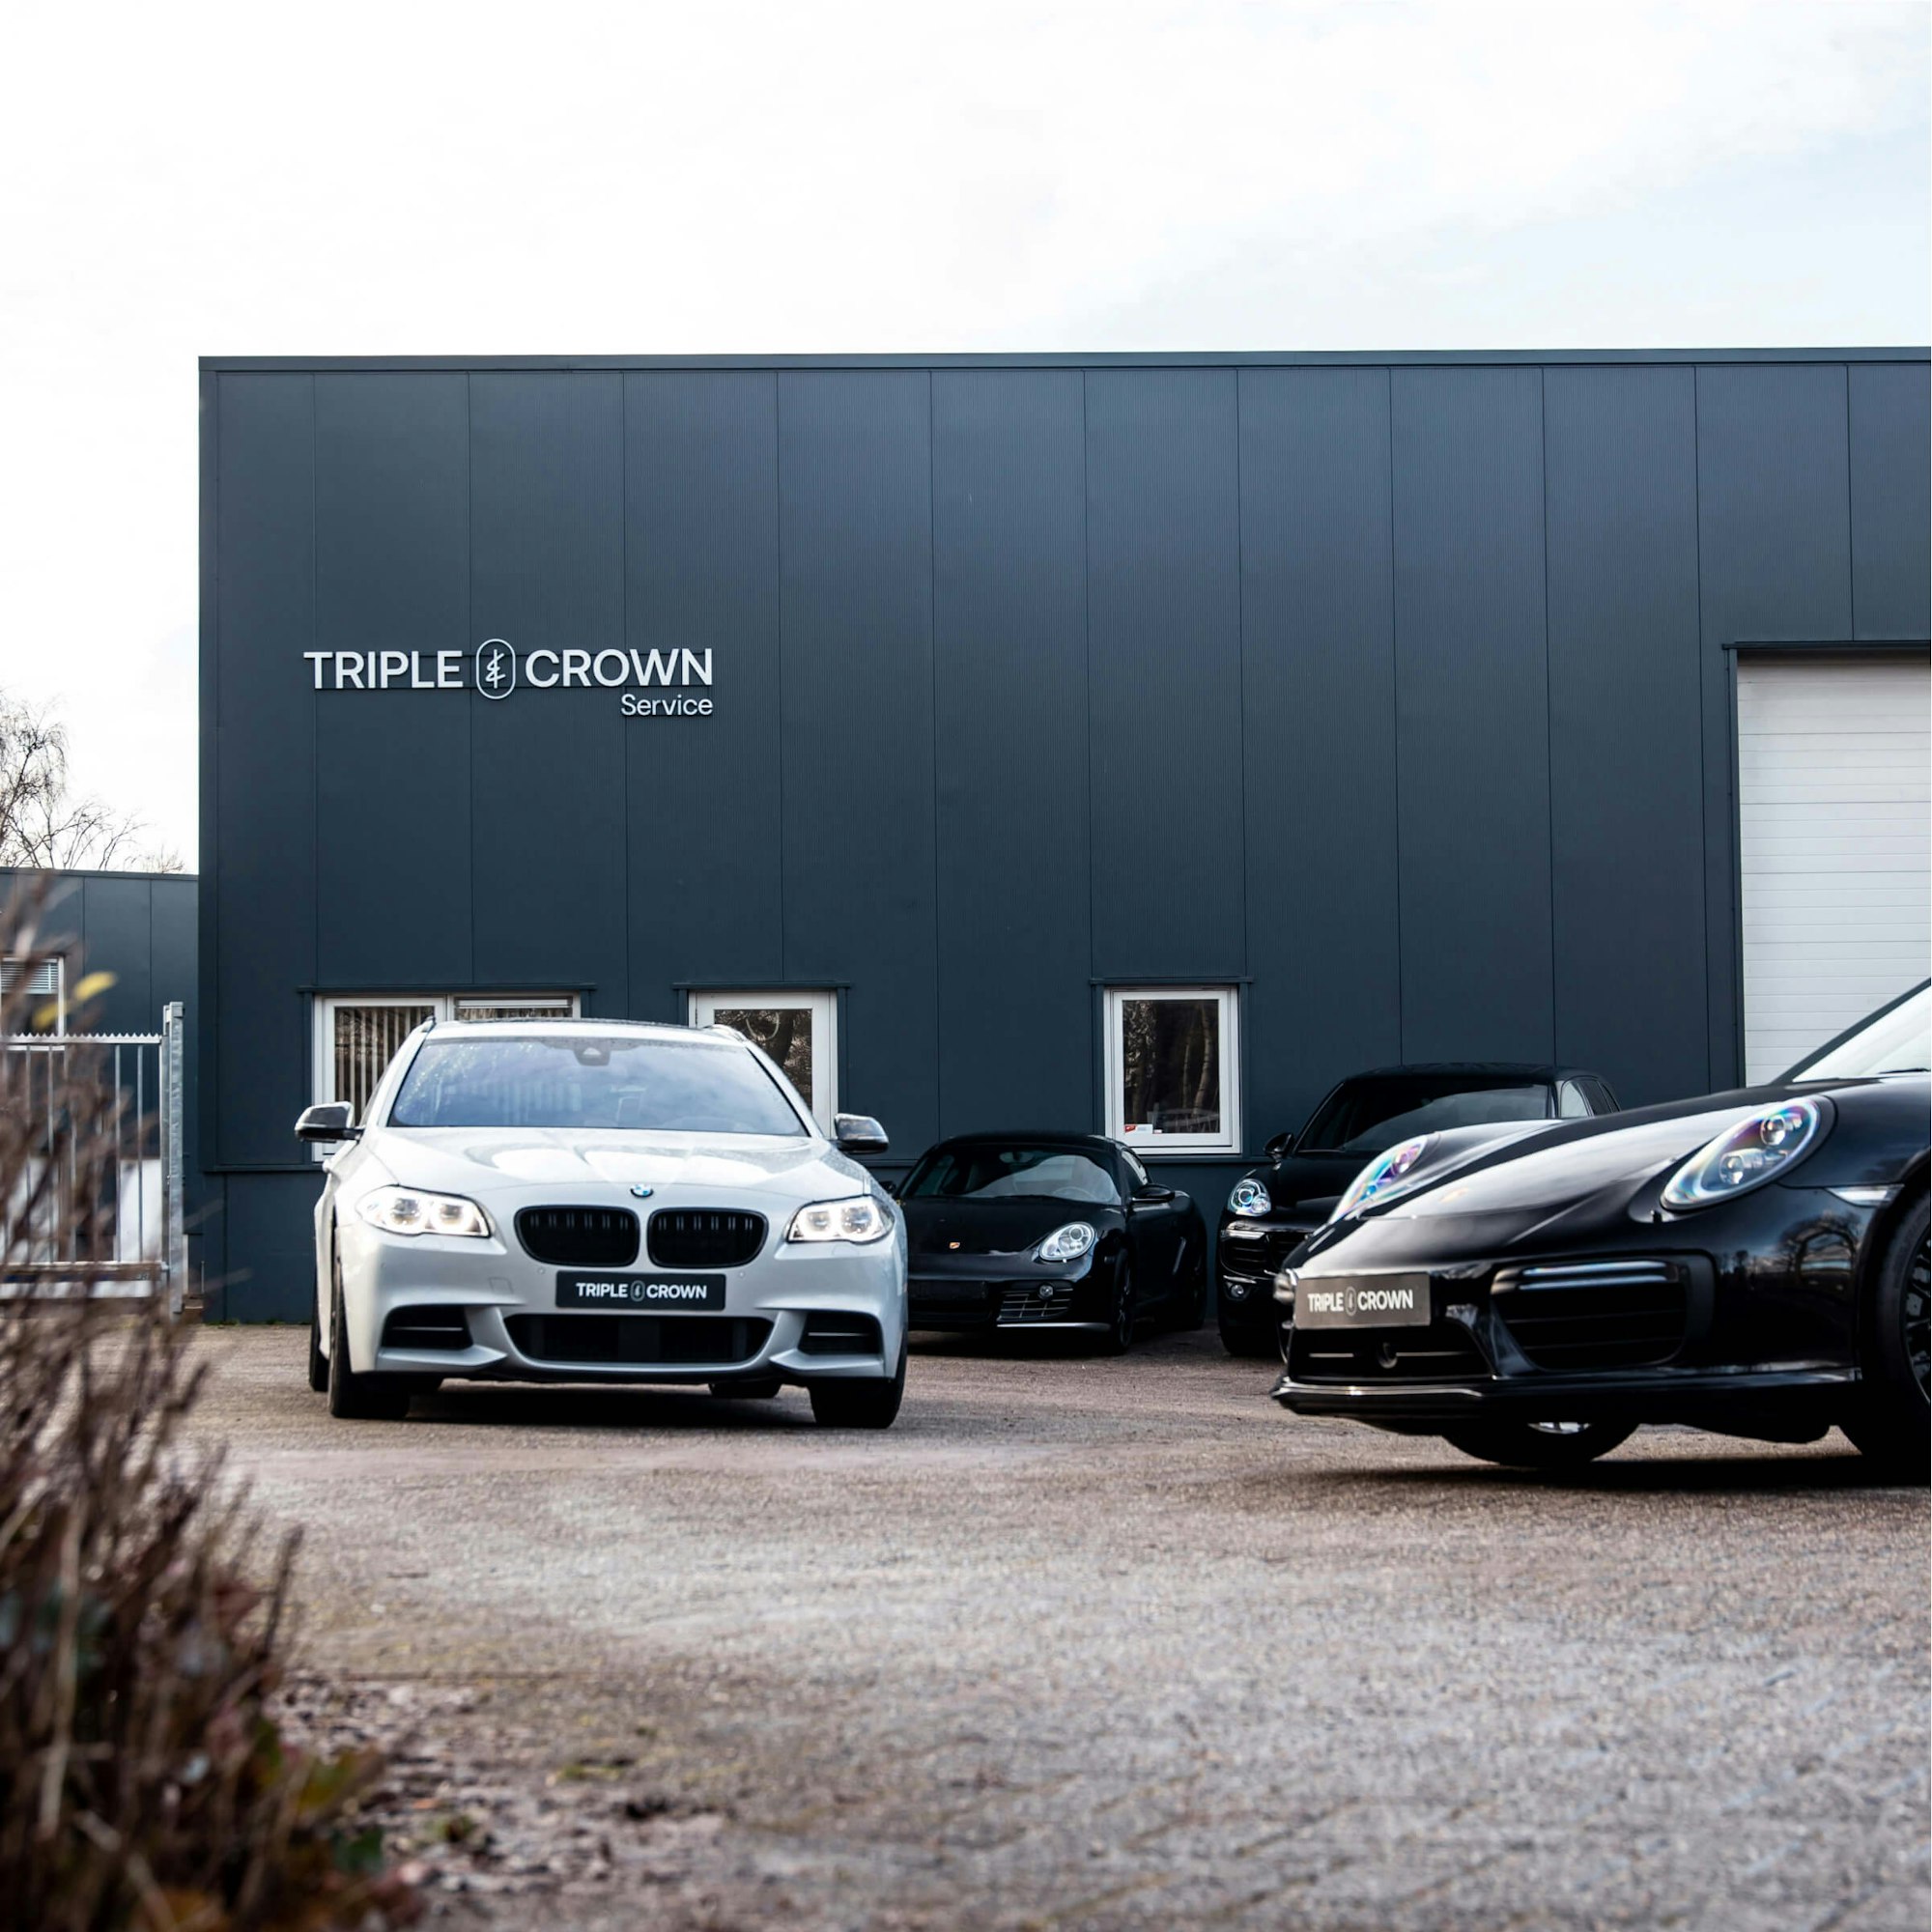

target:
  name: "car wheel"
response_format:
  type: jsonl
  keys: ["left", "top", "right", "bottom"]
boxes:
{"left": 307, "top": 1266, "right": 329, "bottom": 1393}
{"left": 327, "top": 1259, "right": 412, "bottom": 1422}
{"left": 809, "top": 1342, "right": 906, "bottom": 1430}
{"left": 712, "top": 1376, "right": 783, "bottom": 1401}
{"left": 1441, "top": 1419, "right": 1635, "bottom": 1469}
{"left": 1094, "top": 1256, "right": 1136, "bottom": 1356}
{"left": 1169, "top": 1238, "right": 1208, "bottom": 1332}
{"left": 1843, "top": 1193, "right": 1930, "bottom": 1484}
{"left": 1217, "top": 1314, "right": 1278, "bottom": 1360}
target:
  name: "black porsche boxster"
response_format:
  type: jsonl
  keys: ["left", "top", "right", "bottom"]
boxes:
{"left": 1217, "top": 1063, "right": 1621, "bottom": 1356}
{"left": 899, "top": 1134, "right": 1208, "bottom": 1352}
{"left": 1271, "top": 984, "right": 1931, "bottom": 1477}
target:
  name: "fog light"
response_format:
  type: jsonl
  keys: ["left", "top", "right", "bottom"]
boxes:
{"left": 1224, "top": 1278, "right": 1251, "bottom": 1302}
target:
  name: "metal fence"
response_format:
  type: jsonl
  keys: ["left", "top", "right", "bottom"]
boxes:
{"left": 3, "top": 1001, "right": 187, "bottom": 1314}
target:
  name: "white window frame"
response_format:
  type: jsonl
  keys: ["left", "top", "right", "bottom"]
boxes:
{"left": 687, "top": 989, "right": 838, "bottom": 1133}
{"left": 2, "top": 956, "right": 65, "bottom": 1035}
{"left": 1102, "top": 985, "right": 1242, "bottom": 1155}
{"left": 309, "top": 991, "right": 581, "bottom": 1153}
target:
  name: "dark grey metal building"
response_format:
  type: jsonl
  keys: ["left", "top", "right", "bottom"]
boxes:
{"left": 198, "top": 350, "right": 1931, "bottom": 1321}
{"left": 0, "top": 866, "right": 207, "bottom": 1292}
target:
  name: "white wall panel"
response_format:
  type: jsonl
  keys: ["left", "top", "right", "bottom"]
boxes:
{"left": 1738, "top": 654, "right": 1930, "bottom": 1081}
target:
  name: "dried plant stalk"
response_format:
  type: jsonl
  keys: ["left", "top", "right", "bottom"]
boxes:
{"left": 0, "top": 883, "right": 416, "bottom": 1930}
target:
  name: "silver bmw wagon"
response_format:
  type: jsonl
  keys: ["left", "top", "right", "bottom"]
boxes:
{"left": 296, "top": 1018, "right": 906, "bottom": 1427}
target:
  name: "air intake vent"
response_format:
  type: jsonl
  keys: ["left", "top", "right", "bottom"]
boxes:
{"left": 1492, "top": 1259, "right": 1690, "bottom": 1372}
{"left": 505, "top": 1314, "right": 771, "bottom": 1367}
{"left": 1288, "top": 1320, "right": 1487, "bottom": 1384}
{"left": 380, "top": 1305, "right": 470, "bottom": 1351}
{"left": 799, "top": 1312, "right": 884, "bottom": 1356}
{"left": 647, "top": 1208, "right": 767, "bottom": 1269}
{"left": 515, "top": 1206, "right": 639, "bottom": 1268}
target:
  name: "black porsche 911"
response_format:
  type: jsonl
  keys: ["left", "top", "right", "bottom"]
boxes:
{"left": 1270, "top": 984, "right": 1931, "bottom": 1476}
{"left": 898, "top": 1134, "right": 1208, "bottom": 1352}
{"left": 1217, "top": 1063, "right": 1621, "bottom": 1357}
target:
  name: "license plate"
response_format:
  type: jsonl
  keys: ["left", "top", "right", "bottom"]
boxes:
{"left": 556, "top": 1272, "right": 725, "bottom": 1312}
{"left": 1293, "top": 1272, "right": 1431, "bottom": 1329}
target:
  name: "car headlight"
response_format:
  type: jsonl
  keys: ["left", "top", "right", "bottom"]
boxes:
{"left": 786, "top": 1195, "right": 892, "bottom": 1244}
{"left": 1228, "top": 1177, "right": 1271, "bottom": 1217}
{"left": 1661, "top": 1098, "right": 1824, "bottom": 1209}
{"left": 1328, "top": 1135, "right": 1435, "bottom": 1223}
{"left": 1035, "top": 1221, "right": 1096, "bottom": 1264}
{"left": 356, "top": 1185, "right": 492, "bottom": 1238}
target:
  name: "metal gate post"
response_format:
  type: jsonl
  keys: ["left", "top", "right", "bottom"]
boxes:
{"left": 163, "top": 1001, "right": 185, "bottom": 1318}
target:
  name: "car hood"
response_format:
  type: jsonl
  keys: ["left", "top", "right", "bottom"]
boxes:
{"left": 359, "top": 1126, "right": 871, "bottom": 1204}
{"left": 1294, "top": 1078, "right": 1893, "bottom": 1271}
{"left": 899, "top": 1196, "right": 1122, "bottom": 1257}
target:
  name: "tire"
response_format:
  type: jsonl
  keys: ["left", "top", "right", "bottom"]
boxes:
{"left": 1441, "top": 1419, "right": 1635, "bottom": 1470}
{"left": 307, "top": 1269, "right": 329, "bottom": 1393}
{"left": 1167, "top": 1237, "right": 1208, "bottom": 1332}
{"left": 712, "top": 1376, "right": 783, "bottom": 1400}
{"left": 327, "top": 1260, "right": 413, "bottom": 1421}
{"left": 809, "top": 1341, "right": 905, "bottom": 1430}
{"left": 1217, "top": 1316, "right": 1278, "bottom": 1360}
{"left": 1843, "top": 1194, "right": 1930, "bottom": 1483}
{"left": 1094, "top": 1256, "right": 1136, "bottom": 1356}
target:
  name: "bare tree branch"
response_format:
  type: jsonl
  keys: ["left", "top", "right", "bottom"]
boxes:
{"left": 0, "top": 696, "right": 174, "bottom": 872}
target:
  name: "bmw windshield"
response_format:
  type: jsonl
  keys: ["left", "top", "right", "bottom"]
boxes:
{"left": 388, "top": 1034, "right": 810, "bottom": 1135}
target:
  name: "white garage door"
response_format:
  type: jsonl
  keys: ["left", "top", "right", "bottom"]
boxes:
{"left": 1737, "top": 652, "right": 1931, "bottom": 1084}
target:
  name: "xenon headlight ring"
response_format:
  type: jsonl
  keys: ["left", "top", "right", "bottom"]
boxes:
{"left": 1035, "top": 1222, "right": 1097, "bottom": 1264}
{"left": 785, "top": 1195, "right": 893, "bottom": 1244}
{"left": 1327, "top": 1134, "right": 1435, "bottom": 1224}
{"left": 1228, "top": 1177, "right": 1271, "bottom": 1217}
{"left": 355, "top": 1185, "right": 493, "bottom": 1238}
{"left": 1660, "top": 1097, "right": 1827, "bottom": 1209}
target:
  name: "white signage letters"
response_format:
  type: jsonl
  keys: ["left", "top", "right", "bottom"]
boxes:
{"left": 300, "top": 639, "right": 717, "bottom": 719}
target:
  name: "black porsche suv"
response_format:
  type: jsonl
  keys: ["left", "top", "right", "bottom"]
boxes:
{"left": 1217, "top": 1064, "right": 1621, "bottom": 1356}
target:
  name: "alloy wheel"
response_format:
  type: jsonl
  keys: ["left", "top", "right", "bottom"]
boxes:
{"left": 1905, "top": 1234, "right": 1930, "bottom": 1401}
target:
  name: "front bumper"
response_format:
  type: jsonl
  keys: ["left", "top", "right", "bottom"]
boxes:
{"left": 339, "top": 1214, "right": 905, "bottom": 1386}
{"left": 1273, "top": 1363, "right": 1860, "bottom": 1432}
{"left": 906, "top": 1250, "right": 1106, "bottom": 1332}
{"left": 1218, "top": 1217, "right": 1316, "bottom": 1331}
{"left": 1269, "top": 1235, "right": 1865, "bottom": 1435}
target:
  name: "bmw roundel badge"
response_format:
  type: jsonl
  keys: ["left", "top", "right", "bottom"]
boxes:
{"left": 630, "top": 1184, "right": 654, "bottom": 1199}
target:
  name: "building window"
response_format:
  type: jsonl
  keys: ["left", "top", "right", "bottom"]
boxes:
{"left": 688, "top": 990, "right": 837, "bottom": 1132}
{"left": 1102, "top": 986, "right": 1241, "bottom": 1154}
{"left": 310, "top": 992, "right": 579, "bottom": 1140}
{"left": 1, "top": 956, "right": 65, "bottom": 1034}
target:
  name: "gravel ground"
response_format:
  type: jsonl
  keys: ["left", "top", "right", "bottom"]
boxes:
{"left": 190, "top": 1325, "right": 1929, "bottom": 1931}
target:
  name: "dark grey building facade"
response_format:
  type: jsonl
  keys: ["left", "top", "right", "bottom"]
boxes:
{"left": 198, "top": 350, "right": 1931, "bottom": 1321}
{"left": 0, "top": 866, "right": 208, "bottom": 1289}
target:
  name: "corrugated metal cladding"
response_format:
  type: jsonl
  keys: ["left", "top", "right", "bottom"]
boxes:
{"left": 0, "top": 867, "right": 206, "bottom": 1286}
{"left": 198, "top": 353, "right": 1932, "bottom": 1321}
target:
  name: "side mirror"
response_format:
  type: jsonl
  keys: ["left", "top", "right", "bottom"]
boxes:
{"left": 834, "top": 1113, "right": 890, "bottom": 1156}
{"left": 1133, "top": 1182, "right": 1177, "bottom": 1207}
{"left": 1264, "top": 1130, "right": 1294, "bottom": 1160}
{"left": 296, "top": 1102, "right": 358, "bottom": 1145}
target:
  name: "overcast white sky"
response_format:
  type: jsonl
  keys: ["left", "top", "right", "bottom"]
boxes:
{"left": 1, "top": 0, "right": 1925, "bottom": 868}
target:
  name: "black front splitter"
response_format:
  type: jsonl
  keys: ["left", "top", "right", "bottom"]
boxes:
{"left": 1271, "top": 1365, "right": 1860, "bottom": 1430}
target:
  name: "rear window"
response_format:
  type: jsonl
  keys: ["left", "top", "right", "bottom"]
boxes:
{"left": 1300, "top": 1076, "right": 1551, "bottom": 1153}
{"left": 388, "top": 1034, "right": 809, "bottom": 1135}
